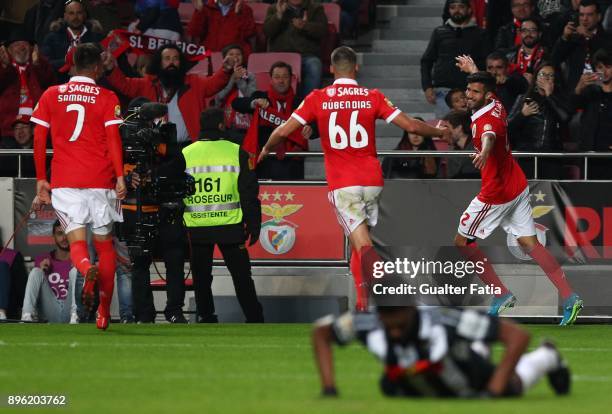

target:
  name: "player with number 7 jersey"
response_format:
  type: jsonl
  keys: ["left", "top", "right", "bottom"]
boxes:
{"left": 259, "top": 47, "right": 451, "bottom": 311}
{"left": 31, "top": 43, "right": 126, "bottom": 331}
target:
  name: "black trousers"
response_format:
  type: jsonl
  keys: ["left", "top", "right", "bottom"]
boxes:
{"left": 190, "top": 237, "right": 263, "bottom": 323}
{"left": 131, "top": 219, "right": 187, "bottom": 322}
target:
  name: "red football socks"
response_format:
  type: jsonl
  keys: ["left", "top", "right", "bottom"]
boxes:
{"left": 93, "top": 238, "right": 117, "bottom": 314}
{"left": 350, "top": 249, "right": 368, "bottom": 311}
{"left": 528, "top": 243, "right": 573, "bottom": 299}
{"left": 69, "top": 240, "right": 92, "bottom": 275}
{"left": 460, "top": 242, "right": 510, "bottom": 298}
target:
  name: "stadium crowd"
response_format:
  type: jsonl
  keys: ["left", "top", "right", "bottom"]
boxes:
{"left": 0, "top": 0, "right": 611, "bottom": 322}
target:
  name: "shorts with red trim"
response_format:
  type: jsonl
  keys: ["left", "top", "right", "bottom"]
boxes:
{"left": 457, "top": 187, "right": 535, "bottom": 240}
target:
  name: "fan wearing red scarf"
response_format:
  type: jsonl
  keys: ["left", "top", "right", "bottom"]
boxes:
{"left": 507, "top": 18, "right": 547, "bottom": 78}
{"left": 234, "top": 61, "right": 314, "bottom": 179}
{"left": 259, "top": 47, "right": 451, "bottom": 311}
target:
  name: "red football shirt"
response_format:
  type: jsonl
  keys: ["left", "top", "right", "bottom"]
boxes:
{"left": 31, "top": 76, "right": 123, "bottom": 189}
{"left": 292, "top": 78, "right": 401, "bottom": 190}
{"left": 471, "top": 99, "right": 527, "bottom": 204}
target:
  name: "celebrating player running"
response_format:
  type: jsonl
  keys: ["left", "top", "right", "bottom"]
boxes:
{"left": 31, "top": 43, "right": 126, "bottom": 331}
{"left": 453, "top": 71, "right": 582, "bottom": 325}
{"left": 260, "top": 46, "right": 451, "bottom": 311}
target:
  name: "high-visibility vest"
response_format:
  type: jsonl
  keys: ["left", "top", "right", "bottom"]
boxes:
{"left": 182, "top": 140, "right": 242, "bottom": 227}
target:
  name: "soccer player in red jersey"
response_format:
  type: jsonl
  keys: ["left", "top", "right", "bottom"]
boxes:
{"left": 31, "top": 43, "right": 126, "bottom": 330}
{"left": 259, "top": 46, "right": 451, "bottom": 311}
{"left": 453, "top": 71, "right": 582, "bottom": 325}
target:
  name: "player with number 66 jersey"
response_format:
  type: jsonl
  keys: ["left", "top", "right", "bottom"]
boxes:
{"left": 259, "top": 47, "right": 451, "bottom": 311}
{"left": 291, "top": 78, "right": 399, "bottom": 191}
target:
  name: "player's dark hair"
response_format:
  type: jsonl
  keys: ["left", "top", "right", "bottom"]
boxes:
{"left": 73, "top": 42, "right": 103, "bottom": 71}
{"left": 331, "top": 46, "right": 357, "bottom": 72}
{"left": 221, "top": 43, "right": 243, "bottom": 58}
{"left": 443, "top": 110, "right": 471, "bottom": 136}
{"left": 269, "top": 61, "right": 293, "bottom": 78}
{"left": 486, "top": 51, "right": 509, "bottom": 66}
{"left": 593, "top": 48, "right": 612, "bottom": 67}
{"left": 200, "top": 108, "right": 225, "bottom": 133}
{"left": 53, "top": 220, "right": 63, "bottom": 233}
{"left": 466, "top": 71, "right": 496, "bottom": 94}
{"left": 147, "top": 44, "right": 188, "bottom": 76}
{"left": 444, "top": 88, "right": 464, "bottom": 108}
{"left": 579, "top": 0, "right": 600, "bottom": 13}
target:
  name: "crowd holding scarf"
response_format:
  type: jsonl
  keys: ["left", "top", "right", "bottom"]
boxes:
{"left": 11, "top": 60, "right": 33, "bottom": 116}
{"left": 242, "top": 85, "right": 307, "bottom": 162}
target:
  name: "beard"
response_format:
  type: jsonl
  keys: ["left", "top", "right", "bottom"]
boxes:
{"left": 158, "top": 65, "right": 186, "bottom": 90}
{"left": 522, "top": 37, "right": 538, "bottom": 48}
{"left": 450, "top": 12, "right": 469, "bottom": 24}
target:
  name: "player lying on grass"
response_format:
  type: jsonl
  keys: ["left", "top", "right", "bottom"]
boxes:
{"left": 312, "top": 306, "right": 570, "bottom": 398}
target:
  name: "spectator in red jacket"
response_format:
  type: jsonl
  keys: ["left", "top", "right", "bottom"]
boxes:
{"left": 187, "top": 0, "right": 256, "bottom": 58}
{"left": 0, "top": 28, "right": 56, "bottom": 141}
{"left": 102, "top": 44, "right": 236, "bottom": 142}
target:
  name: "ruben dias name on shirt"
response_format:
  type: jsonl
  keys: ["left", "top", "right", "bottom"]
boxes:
{"left": 322, "top": 86, "right": 373, "bottom": 110}
{"left": 57, "top": 83, "right": 100, "bottom": 104}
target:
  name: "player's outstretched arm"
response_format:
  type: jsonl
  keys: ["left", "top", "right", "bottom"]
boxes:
{"left": 258, "top": 117, "right": 302, "bottom": 163}
{"left": 312, "top": 323, "right": 339, "bottom": 397}
{"left": 472, "top": 132, "right": 496, "bottom": 170}
{"left": 487, "top": 319, "right": 530, "bottom": 396}
{"left": 391, "top": 113, "right": 451, "bottom": 142}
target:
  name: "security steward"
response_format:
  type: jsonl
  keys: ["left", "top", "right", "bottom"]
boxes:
{"left": 182, "top": 108, "right": 264, "bottom": 323}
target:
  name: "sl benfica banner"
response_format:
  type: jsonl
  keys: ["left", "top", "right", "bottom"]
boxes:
{"left": 101, "top": 29, "right": 211, "bottom": 61}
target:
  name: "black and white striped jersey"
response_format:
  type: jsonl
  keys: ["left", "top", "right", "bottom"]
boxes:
{"left": 320, "top": 307, "right": 500, "bottom": 397}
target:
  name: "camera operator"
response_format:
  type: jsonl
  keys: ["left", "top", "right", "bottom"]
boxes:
{"left": 120, "top": 97, "right": 191, "bottom": 324}
{"left": 182, "top": 108, "right": 263, "bottom": 323}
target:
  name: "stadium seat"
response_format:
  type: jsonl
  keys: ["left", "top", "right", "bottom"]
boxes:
{"left": 254, "top": 72, "right": 298, "bottom": 93}
{"left": 187, "top": 52, "right": 223, "bottom": 75}
{"left": 432, "top": 138, "right": 449, "bottom": 151}
{"left": 322, "top": 3, "right": 341, "bottom": 34}
{"left": 320, "top": 4, "right": 340, "bottom": 76}
{"left": 250, "top": 2, "right": 270, "bottom": 52}
{"left": 248, "top": 52, "right": 301, "bottom": 82}
{"left": 178, "top": 2, "right": 194, "bottom": 27}
{"left": 250, "top": 2, "right": 270, "bottom": 24}
{"left": 359, "top": 0, "right": 376, "bottom": 28}
{"left": 564, "top": 165, "right": 581, "bottom": 180}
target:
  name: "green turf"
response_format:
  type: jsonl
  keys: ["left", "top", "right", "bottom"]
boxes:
{"left": 1, "top": 323, "right": 611, "bottom": 413}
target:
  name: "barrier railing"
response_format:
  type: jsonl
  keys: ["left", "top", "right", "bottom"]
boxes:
{"left": 1, "top": 149, "right": 611, "bottom": 180}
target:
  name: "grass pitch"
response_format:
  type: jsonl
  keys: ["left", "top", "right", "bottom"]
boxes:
{"left": 1, "top": 323, "right": 611, "bottom": 413}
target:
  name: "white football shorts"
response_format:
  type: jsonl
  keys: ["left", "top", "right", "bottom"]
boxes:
{"left": 457, "top": 187, "right": 536, "bottom": 240}
{"left": 328, "top": 186, "right": 383, "bottom": 236}
{"left": 52, "top": 188, "right": 123, "bottom": 235}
